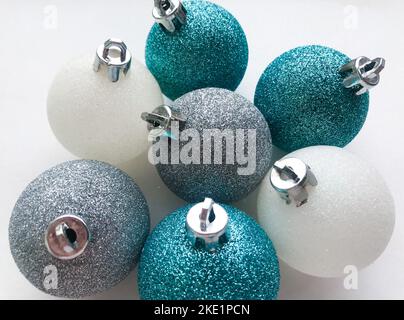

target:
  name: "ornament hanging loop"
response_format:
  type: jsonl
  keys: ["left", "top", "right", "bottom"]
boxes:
{"left": 340, "top": 56, "right": 385, "bottom": 95}
{"left": 186, "top": 198, "right": 229, "bottom": 252}
{"left": 45, "top": 215, "right": 90, "bottom": 260}
{"left": 153, "top": 0, "right": 187, "bottom": 32}
{"left": 93, "top": 38, "right": 132, "bottom": 82}
{"left": 141, "top": 105, "right": 186, "bottom": 140}
{"left": 199, "top": 198, "right": 215, "bottom": 232}
{"left": 270, "top": 158, "right": 318, "bottom": 207}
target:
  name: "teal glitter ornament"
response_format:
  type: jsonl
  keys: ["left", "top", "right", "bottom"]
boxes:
{"left": 138, "top": 198, "right": 280, "bottom": 300}
{"left": 254, "top": 45, "right": 385, "bottom": 152}
{"left": 146, "top": 0, "right": 249, "bottom": 100}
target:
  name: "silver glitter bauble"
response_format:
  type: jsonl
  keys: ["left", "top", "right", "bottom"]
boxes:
{"left": 147, "top": 88, "right": 272, "bottom": 203}
{"left": 9, "top": 160, "right": 149, "bottom": 298}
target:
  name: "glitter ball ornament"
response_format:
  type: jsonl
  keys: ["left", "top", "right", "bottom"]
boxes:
{"left": 257, "top": 146, "right": 395, "bottom": 278}
{"left": 142, "top": 88, "right": 272, "bottom": 203}
{"left": 138, "top": 198, "right": 280, "bottom": 300}
{"left": 9, "top": 160, "right": 150, "bottom": 298}
{"left": 254, "top": 45, "right": 385, "bottom": 152}
{"left": 146, "top": 0, "right": 249, "bottom": 100}
{"left": 47, "top": 38, "right": 163, "bottom": 164}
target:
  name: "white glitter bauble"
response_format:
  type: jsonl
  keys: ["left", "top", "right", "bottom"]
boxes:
{"left": 257, "top": 146, "right": 395, "bottom": 278}
{"left": 47, "top": 49, "right": 163, "bottom": 164}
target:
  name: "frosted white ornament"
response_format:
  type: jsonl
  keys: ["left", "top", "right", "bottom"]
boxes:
{"left": 257, "top": 146, "right": 395, "bottom": 278}
{"left": 47, "top": 38, "right": 163, "bottom": 164}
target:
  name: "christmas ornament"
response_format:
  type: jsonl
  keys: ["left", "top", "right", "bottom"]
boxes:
{"left": 9, "top": 160, "right": 150, "bottom": 298}
{"left": 138, "top": 198, "right": 280, "bottom": 300}
{"left": 142, "top": 88, "right": 272, "bottom": 203}
{"left": 146, "top": 0, "right": 249, "bottom": 100}
{"left": 254, "top": 45, "right": 385, "bottom": 152}
{"left": 257, "top": 146, "right": 395, "bottom": 278}
{"left": 47, "top": 38, "right": 163, "bottom": 164}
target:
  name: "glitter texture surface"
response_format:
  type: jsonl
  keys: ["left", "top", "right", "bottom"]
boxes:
{"left": 9, "top": 160, "right": 150, "bottom": 298}
{"left": 47, "top": 55, "right": 163, "bottom": 164}
{"left": 254, "top": 45, "right": 369, "bottom": 152}
{"left": 146, "top": 0, "right": 249, "bottom": 100}
{"left": 257, "top": 146, "right": 395, "bottom": 277}
{"left": 155, "top": 88, "right": 272, "bottom": 203}
{"left": 138, "top": 204, "right": 280, "bottom": 300}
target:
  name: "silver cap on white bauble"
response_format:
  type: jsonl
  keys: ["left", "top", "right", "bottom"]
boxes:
{"left": 270, "top": 158, "right": 318, "bottom": 207}
{"left": 93, "top": 38, "right": 132, "bottom": 82}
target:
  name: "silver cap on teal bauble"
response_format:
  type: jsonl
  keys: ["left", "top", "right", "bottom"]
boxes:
{"left": 143, "top": 88, "right": 273, "bottom": 203}
{"left": 9, "top": 160, "right": 150, "bottom": 298}
{"left": 152, "top": 0, "right": 187, "bottom": 33}
{"left": 254, "top": 45, "right": 385, "bottom": 152}
{"left": 146, "top": 0, "right": 249, "bottom": 100}
{"left": 138, "top": 199, "right": 280, "bottom": 300}
{"left": 185, "top": 197, "right": 229, "bottom": 252}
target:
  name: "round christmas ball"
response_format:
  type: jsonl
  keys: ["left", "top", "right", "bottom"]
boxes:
{"left": 255, "top": 45, "right": 385, "bottom": 152}
{"left": 47, "top": 38, "right": 163, "bottom": 164}
{"left": 146, "top": 0, "right": 249, "bottom": 100}
{"left": 138, "top": 199, "right": 280, "bottom": 300}
{"left": 9, "top": 160, "right": 150, "bottom": 298}
{"left": 147, "top": 88, "right": 272, "bottom": 203}
{"left": 257, "top": 146, "right": 395, "bottom": 278}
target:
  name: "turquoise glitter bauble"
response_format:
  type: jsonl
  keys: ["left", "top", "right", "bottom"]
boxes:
{"left": 138, "top": 203, "right": 280, "bottom": 300}
{"left": 146, "top": 0, "right": 249, "bottom": 100}
{"left": 254, "top": 45, "right": 369, "bottom": 152}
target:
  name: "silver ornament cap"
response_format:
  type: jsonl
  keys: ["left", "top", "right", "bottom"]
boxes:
{"left": 153, "top": 0, "right": 187, "bottom": 33}
{"left": 340, "top": 56, "right": 385, "bottom": 95}
{"left": 93, "top": 38, "right": 132, "bottom": 82}
{"left": 45, "top": 214, "right": 89, "bottom": 260}
{"left": 186, "top": 198, "right": 229, "bottom": 252}
{"left": 141, "top": 105, "right": 186, "bottom": 140}
{"left": 270, "top": 158, "right": 318, "bottom": 207}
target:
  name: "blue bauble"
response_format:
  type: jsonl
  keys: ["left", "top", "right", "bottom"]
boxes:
{"left": 9, "top": 160, "right": 149, "bottom": 298}
{"left": 138, "top": 203, "right": 280, "bottom": 300}
{"left": 146, "top": 0, "right": 248, "bottom": 100}
{"left": 254, "top": 45, "right": 369, "bottom": 152}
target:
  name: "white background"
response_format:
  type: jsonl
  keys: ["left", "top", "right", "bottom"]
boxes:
{"left": 0, "top": 0, "right": 403, "bottom": 299}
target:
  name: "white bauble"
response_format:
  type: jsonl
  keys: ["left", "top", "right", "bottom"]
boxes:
{"left": 47, "top": 54, "right": 163, "bottom": 164}
{"left": 257, "top": 146, "right": 395, "bottom": 278}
